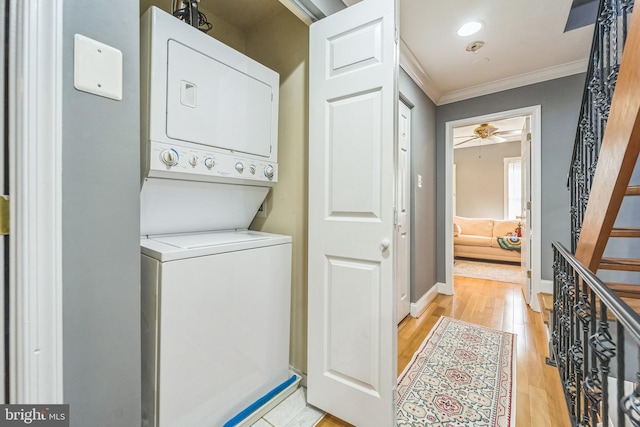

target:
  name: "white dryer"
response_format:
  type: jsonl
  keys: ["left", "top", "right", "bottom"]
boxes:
{"left": 140, "top": 7, "right": 293, "bottom": 427}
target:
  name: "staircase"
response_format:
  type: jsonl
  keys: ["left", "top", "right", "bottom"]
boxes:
{"left": 571, "top": 0, "right": 640, "bottom": 305}
{"left": 550, "top": 0, "right": 640, "bottom": 425}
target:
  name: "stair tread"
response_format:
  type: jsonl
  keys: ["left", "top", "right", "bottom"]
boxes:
{"left": 599, "top": 257, "right": 640, "bottom": 272}
{"left": 627, "top": 185, "right": 640, "bottom": 196}
{"left": 611, "top": 227, "right": 640, "bottom": 237}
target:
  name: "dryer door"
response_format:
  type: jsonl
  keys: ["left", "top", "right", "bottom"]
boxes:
{"left": 166, "top": 40, "right": 275, "bottom": 157}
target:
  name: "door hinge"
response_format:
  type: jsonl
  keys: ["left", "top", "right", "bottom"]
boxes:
{"left": 394, "top": 208, "right": 398, "bottom": 226}
{"left": 395, "top": 27, "right": 399, "bottom": 44}
{"left": 0, "top": 196, "right": 9, "bottom": 235}
{"left": 527, "top": 132, "right": 531, "bottom": 141}
{"left": 527, "top": 201, "right": 531, "bottom": 210}
{"left": 527, "top": 270, "right": 531, "bottom": 279}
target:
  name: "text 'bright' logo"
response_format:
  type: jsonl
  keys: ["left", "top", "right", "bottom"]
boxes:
{"left": 4, "top": 408, "right": 47, "bottom": 423}
{"left": 0, "top": 405, "right": 68, "bottom": 426}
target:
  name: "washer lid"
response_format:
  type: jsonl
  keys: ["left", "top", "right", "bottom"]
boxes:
{"left": 140, "top": 230, "right": 292, "bottom": 262}
{"left": 152, "top": 231, "right": 270, "bottom": 249}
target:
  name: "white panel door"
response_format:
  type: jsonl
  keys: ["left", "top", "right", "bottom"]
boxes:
{"left": 307, "top": 0, "right": 398, "bottom": 425}
{"left": 396, "top": 101, "right": 410, "bottom": 323}
{"left": 520, "top": 117, "right": 532, "bottom": 303}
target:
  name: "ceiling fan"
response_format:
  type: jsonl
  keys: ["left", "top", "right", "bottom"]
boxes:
{"left": 454, "top": 123, "right": 522, "bottom": 146}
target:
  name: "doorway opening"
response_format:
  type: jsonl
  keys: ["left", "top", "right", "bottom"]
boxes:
{"left": 452, "top": 117, "right": 526, "bottom": 285}
{"left": 444, "top": 106, "right": 542, "bottom": 311}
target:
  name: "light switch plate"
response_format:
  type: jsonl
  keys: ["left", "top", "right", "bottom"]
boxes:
{"left": 74, "top": 34, "right": 122, "bottom": 101}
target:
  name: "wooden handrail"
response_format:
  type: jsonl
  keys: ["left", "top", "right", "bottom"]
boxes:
{"left": 574, "top": 6, "right": 640, "bottom": 272}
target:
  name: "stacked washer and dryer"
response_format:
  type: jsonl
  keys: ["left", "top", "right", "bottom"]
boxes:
{"left": 140, "top": 7, "right": 294, "bottom": 427}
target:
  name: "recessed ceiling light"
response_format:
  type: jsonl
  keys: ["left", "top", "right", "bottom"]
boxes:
{"left": 457, "top": 21, "right": 483, "bottom": 37}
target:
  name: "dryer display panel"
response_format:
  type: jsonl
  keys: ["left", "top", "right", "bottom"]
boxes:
{"left": 166, "top": 40, "right": 274, "bottom": 158}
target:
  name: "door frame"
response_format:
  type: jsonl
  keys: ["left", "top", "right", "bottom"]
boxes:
{"left": 8, "top": 0, "right": 64, "bottom": 402}
{"left": 396, "top": 97, "right": 411, "bottom": 323}
{"left": 444, "top": 105, "right": 542, "bottom": 311}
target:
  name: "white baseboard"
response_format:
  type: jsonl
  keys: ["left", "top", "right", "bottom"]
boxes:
{"left": 410, "top": 285, "right": 439, "bottom": 318}
{"left": 437, "top": 281, "right": 452, "bottom": 295}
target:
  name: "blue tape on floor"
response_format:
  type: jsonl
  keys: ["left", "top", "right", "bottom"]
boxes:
{"left": 223, "top": 375, "right": 299, "bottom": 427}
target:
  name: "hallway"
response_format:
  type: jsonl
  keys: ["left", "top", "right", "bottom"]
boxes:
{"left": 317, "top": 276, "right": 570, "bottom": 427}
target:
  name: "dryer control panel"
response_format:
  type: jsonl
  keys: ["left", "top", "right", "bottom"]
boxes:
{"left": 147, "top": 141, "right": 277, "bottom": 184}
{"left": 141, "top": 7, "right": 279, "bottom": 187}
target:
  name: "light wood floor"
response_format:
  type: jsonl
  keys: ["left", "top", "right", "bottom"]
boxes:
{"left": 316, "top": 275, "right": 571, "bottom": 427}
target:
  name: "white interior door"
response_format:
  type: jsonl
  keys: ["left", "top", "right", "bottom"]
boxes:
{"left": 520, "top": 117, "right": 532, "bottom": 303}
{"left": 396, "top": 100, "right": 410, "bottom": 323}
{"left": 307, "top": 0, "right": 398, "bottom": 425}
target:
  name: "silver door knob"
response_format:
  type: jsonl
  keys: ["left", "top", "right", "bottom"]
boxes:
{"left": 381, "top": 239, "right": 391, "bottom": 251}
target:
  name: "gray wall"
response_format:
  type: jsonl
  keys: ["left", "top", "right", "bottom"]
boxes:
{"left": 436, "top": 73, "right": 586, "bottom": 282}
{"left": 62, "top": 2, "right": 141, "bottom": 426}
{"left": 400, "top": 68, "right": 438, "bottom": 302}
{"left": 455, "top": 141, "right": 521, "bottom": 219}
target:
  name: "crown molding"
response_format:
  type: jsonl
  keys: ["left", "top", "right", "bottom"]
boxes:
{"left": 437, "top": 58, "right": 589, "bottom": 105}
{"left": 399, "top": 39, "right": 441, "bottom": 104}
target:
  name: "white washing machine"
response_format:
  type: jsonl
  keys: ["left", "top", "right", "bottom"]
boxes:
{"left": 140, "top": 7, "right": 293, "bottom": 427}
{"left": 141, "top": 231, "right": 292, "bottom": 427}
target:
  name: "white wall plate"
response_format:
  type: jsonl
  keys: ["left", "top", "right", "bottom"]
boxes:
{"left": 73, "top": 34, "right": 122, "bottom": 100}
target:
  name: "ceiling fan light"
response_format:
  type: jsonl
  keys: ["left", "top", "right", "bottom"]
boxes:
{"left": 457, "top": 21, "right": 483, "bottom": 37}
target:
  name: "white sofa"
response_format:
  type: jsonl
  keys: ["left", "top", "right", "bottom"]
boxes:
{"left": 454, "top": 216, "right": 522, "bottom": 263}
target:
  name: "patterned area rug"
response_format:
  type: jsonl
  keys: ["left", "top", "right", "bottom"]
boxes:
{"left": 454, "top": 259, "right": 523, "bottom": 284}
{"left": 397, "top": 317, "right": 516, "bottom": 427}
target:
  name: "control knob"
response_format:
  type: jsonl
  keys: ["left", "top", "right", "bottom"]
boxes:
{"left": 204, "top": 158, "right": 215, "bottom": 169}
{"left": 189, "top": 155, "right": 198, "bottom": 167}
{"left": 160, "top": 149, "right": 179, "bottom": 167}
{"left": 249, "top": 164, "right": 256, "bottom": 175}
{"left": 264, "top": 165, "right": 275, "bottom": 180}
{"left": 235, "top": 162, "right": 244, "bottom": 174}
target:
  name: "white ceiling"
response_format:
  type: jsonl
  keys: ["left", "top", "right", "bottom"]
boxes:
{"left": 399, "top": 0, "right": 594, "bottom": 104}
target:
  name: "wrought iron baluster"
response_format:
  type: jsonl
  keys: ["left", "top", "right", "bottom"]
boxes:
{"left": 590, "top": 303, "right": 616, "bottom": 425}
{"left": 617, "top": 322, "right": 625, "bottom": 427}
{"left": 576, "top": 284, "right": 591, "bottom": 422}
{"left": 621, "top": 373, "right": 640, "bottom": 426}
{"left": 567, "top": 0, "right": 634, "bottom": 251}
{"left": 552, "top": 242, "right": 640, "bottom": 426}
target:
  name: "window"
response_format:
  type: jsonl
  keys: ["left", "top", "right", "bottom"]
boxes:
{"left": 504, "top": 157, "right": 522, "bottom": 220}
